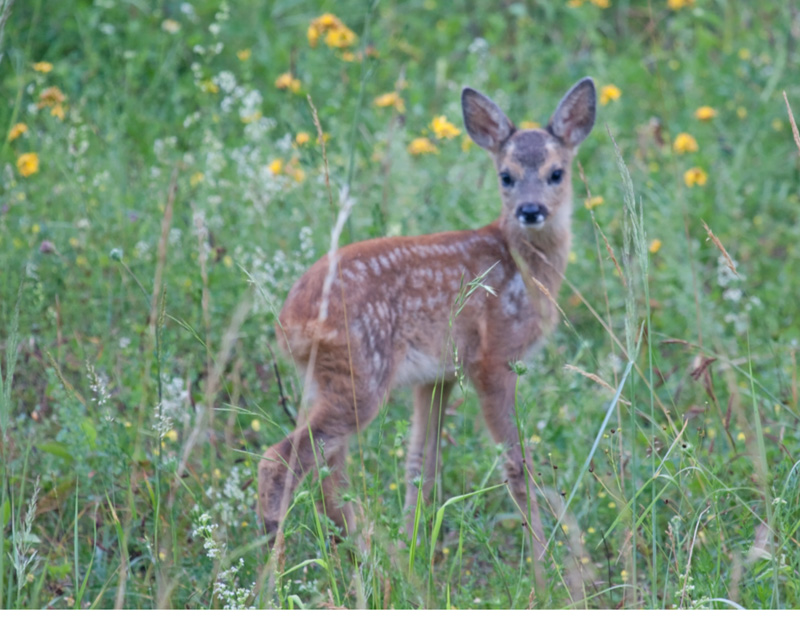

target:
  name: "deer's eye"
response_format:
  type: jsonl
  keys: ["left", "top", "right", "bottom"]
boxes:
{"left": 549, "top": 168, "right": 564, "bottom": 185}
{"left": 500, "top": 172, "right": 515, "bottom": 188}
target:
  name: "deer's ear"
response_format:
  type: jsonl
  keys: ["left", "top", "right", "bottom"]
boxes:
{"left": 548, "top": 77, "right": 596, "bottom": 148}
{"left": 462, "top": 88, "right": 515, "bottom": 153}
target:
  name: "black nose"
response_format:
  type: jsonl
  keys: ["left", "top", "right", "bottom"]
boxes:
{"left": 516, "top": 203, "right": 549, "bottom": 226}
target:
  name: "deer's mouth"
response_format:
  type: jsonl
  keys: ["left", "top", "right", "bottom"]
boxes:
{"left": 515, "top": 203, "right": 549, "bottom": 228}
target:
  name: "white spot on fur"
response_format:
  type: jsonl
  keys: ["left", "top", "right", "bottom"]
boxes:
{"left": 501, "top": 272, "right": 527, "bottom": 317}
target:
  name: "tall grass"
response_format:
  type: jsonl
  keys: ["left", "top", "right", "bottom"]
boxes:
{"left": 2, "top": 0, "right": 800, "bottom": 610}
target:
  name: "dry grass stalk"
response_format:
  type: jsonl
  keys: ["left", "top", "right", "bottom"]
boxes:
{"left": 784, "top": 91, "right": 800, "bottom": 156}
{"left": 149, "top": 166, "right": 179, "bottom": 329}
{"left": 593, "top": 216, "right": 627, "bottom": 289}
{"left": 701, "top": 220, "right": 738, "bottom": 276}
{"left": 308, "top": 94, "right": 335, "bottom": 218}
{"left": 564, "top": 364, "right": 631, "bottom": 406}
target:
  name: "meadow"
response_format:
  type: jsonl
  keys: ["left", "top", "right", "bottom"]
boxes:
{"left": 1, "top": 0, "right": 800, "bottom": 610}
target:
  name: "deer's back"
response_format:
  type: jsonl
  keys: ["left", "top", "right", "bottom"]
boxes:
{"left": 276, "top": 224, "right": 550, "bottom": 388}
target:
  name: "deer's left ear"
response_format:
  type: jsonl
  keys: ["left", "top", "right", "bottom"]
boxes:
{"left": 548, "top": 77, "right": 596, "bottom": 148}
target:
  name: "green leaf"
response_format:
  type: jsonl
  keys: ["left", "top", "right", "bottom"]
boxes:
{"left": 36, "top": 442, "right": 74, "bottom": 462}
{"left": 47, "top": 561, "right": 71, "bottom": 580}
{"left": 80, "top": 418, "right": 97, "bottom": 449}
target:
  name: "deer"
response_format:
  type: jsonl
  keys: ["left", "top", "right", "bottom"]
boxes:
{"left": 258, "top": 78, "right": 596, "bottom": 568}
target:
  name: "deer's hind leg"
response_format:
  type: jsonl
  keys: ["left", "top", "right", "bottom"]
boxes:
{"left": 403, "top": 380, "right": 454, "bottom": 539}
{"left": 258, "top": 351, "right": 386, "bottom": 542}
{"left": 316, "top": 445, "right": 358, "bottom": 538}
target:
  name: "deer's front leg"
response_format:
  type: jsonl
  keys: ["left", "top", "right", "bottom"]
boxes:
{"left": 403, "top": 380, "right": 454, "bottom": 540}
{"left": 470, "top": 361, "right": 546, "bottom": 576}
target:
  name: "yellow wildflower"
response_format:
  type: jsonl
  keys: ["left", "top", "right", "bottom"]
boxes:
{"left": 340, "top": 51, "right": 356, "bottom": 62}
{"left": 317, "top": 13, "right": 342, "bottom": 28}
{"left": 308, "top": 13, "right": 357, "bottom": 49}
{"left": 268, "top": 159, "right": 283, "bottom": 175}
{"left": 275, "top": 72, "right": 301, "bottom": 94}
{"left": 461, "top": 136, "right": 473, "bottom": 152}
{"left": 519, "top": 120, "right": 540, "bottom": 130}
{"left": 165, "top": 429, "right": 178, "bottom": 442}
{"left": 295, "top": 131, "right": 311, "bottom": 146}
{"left": 38, "top": 86, "right": 66, "bottom": 109}
{"left": 223, "top": 255, "right": 233, "bottom": 268}
{"left": 161, "top": 19, "right": 181, "bottom": 33}
{"left": 673, "top": 132, "right": 698, "bottom": 153}
{"left": 240, "top": 111, "right": 262, "bottom": 124}
{"left": 17, "top": 153, "right": 39, "bottom": 177}
{"left": 8, "top": 123, "right": 28, "bottom": 141}
{"left": 290, "top": 167, "right": 306, "bottom": 183}
{"left": 190, "top": 172, "right": 205, "bottom": 187}
{"left": 649, "top": 239, "right": 662, "bottom": 254}
{"left": 33, "top": 61, "right": 53, "bottom": 73}
{"left": 408, "top": 137, "right": 439, "bottom": 155}
{"left": 251, "top": 419, "right": 261, "bottom": 432}
{"left": 51, "top": 103, "right": 66, "bottom": 120}
{"left": 200, "top": 79, "right": 219, "bottom": 94}
{"left": 236, "top": 48, "right": 252, "bottom": 61}
{"left": 307, "top": 24, "right": 321, "bottom": 47}
{"left": 590, "top": 0, "right": 610, "bottom": 7}
{"left": 374, "top": 91, "right": 406, "bottom": 113}
{"left": 584, "top": 196, "right": 604, "bottom": 210}
{"left": 599, "top": 84, "right": 621, "bottom": 106}
{"left": 736, "top": 106, "right": 747, "bottom": 119}
{"left": 325, "top": 26, "right": 357, "bottom": 49}
{"left": 567, "top": 0, "right": 584, "bottom": 6}
{"left": 684, "top": 167, "right": 708, "bottom": 187}
{"left": 430, "top": 115, "right": 461, "bottom": 139}
{"left": 736, "top": 432, "right": 745, "bottom": 441}
{"left": 668, "top": 0, "right": 695, "bottom": 9}
{"left": 694, "top": 106, "right": 717, "bottom": 121}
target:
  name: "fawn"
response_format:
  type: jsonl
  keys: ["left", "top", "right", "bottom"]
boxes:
{"left": 258, "top": 78, "right": 596, "bottom": 560}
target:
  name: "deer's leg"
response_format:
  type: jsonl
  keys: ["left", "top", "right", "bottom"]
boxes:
{"left": 258, "top": 379, "right": 382, "bottom": 540}
{"left": 470, "top": 361, "right": 546, "bottom": 582}
{"left": 317, "top": 445, "right": 358, "bottom": 538}
{"left": 403, "top": 380, "right": 454, "bottom": 539}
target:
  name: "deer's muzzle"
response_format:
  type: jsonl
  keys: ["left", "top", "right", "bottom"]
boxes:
{"left": 515, "top": 203, "right": 549, "bottom": 227}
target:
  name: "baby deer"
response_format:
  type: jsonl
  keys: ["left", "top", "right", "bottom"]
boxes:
{"left": 259, "top": 78, "right": 596, "bottom": 560}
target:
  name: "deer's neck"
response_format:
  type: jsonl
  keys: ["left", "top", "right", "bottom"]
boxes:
{"left": 497, "top": 214, "right": 572, "bottom": 296}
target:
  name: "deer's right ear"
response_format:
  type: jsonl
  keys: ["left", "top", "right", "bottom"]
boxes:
{"left": 462, "top": 88, "right": 515, "bottom": 153}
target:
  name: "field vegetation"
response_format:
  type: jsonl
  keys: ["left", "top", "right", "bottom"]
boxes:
{"left": 1, "top": 0, "right": 799, "bottom": 609}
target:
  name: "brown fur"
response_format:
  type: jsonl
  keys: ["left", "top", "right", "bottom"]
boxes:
{"left": 258, "top": 78, "right": 596, "bottom": 563}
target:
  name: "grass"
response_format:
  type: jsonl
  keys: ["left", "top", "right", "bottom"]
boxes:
{"left": 2, "top": 0, "right": 800, "bottom": 610}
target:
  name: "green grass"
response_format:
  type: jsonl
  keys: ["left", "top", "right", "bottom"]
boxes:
{"left": 2, "top": 0, "right": 800, "bottom": 609}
